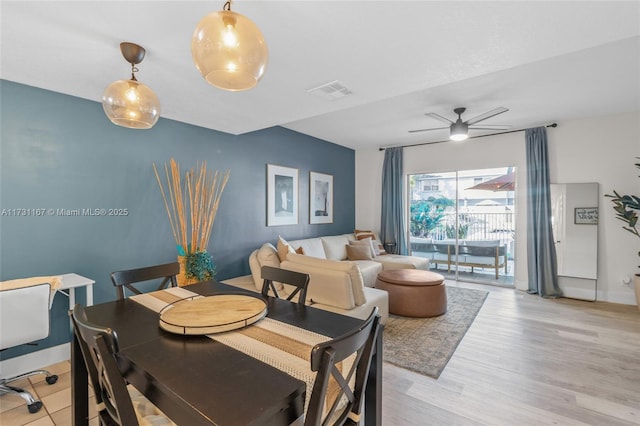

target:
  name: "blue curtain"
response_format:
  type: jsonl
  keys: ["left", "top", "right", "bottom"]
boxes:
{"left": 525, "top": 127, "right": 562, "bottom": 297}
{"left": 380, "top": 147, "right": 407, "bottom": 255}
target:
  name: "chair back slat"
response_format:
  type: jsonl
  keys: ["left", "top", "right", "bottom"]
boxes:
{"left": 111, "top": 262, "right": 179, "bottom": 300}
{"left": 261, "top": 266, "right": 310, "bottom": 307}
{"left": 305, "top": 307, "right": 381, "bottom": 426}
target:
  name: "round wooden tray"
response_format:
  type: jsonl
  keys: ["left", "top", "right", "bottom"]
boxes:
{"left": 159, "top": 293, "right": 267, "bottom": 335}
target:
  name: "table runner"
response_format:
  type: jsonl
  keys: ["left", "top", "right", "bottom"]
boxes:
{"left": 130, "top": 288, "right": 352, "bottom": 417}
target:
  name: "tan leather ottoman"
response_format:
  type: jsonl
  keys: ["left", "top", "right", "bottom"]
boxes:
{"left": 375, "top": 269, "right": 446, "bottom": 317}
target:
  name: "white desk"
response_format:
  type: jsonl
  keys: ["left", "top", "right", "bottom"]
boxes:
{"left": 57, "top": 273, "right": 94, "bottom": 309}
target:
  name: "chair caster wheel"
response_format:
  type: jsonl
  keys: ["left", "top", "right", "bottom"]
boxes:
{"left": 45, "top": 374, "right": 58, "bottom": 385}
{"left": 28, "top": 401, "right": 43, "bottom": 413}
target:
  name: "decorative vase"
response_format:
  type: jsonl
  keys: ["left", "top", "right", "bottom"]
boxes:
{"left": 634, "top": 274, "right": 640, "bottom": 311}
{"left": 177, "top": 255, "right": 199, "bottom": 287}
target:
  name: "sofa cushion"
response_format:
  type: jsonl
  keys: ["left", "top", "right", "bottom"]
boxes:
{"left": 321, "top": 234, "right": 351, "bottom": 260}
{"left": 352, "top": 260, "right": 383, "bottom": 288}
{"left": 288, "top": 237, "right": 326, "bottom": 259}
{"left": 373, "top": 254, "right": 430, "bottom": 270}
{"left": 285, "top": 253, "right": 366, "bottom": 306}
{"left": 281, "top": 260, "right": 357, "bottom": 310}
{"left": 346, "top": 244, "right": 373, "bottom": 261}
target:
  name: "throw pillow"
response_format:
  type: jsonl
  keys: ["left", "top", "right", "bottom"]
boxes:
{"left": 346, "top": 244, "right": 373, "bottom": 261}
{"left": 276, "top": 236, "right": 296, "bottom": 262}
{"left": 349, "top": 237, "right": 376, "bottom": 258}
{"left": 354, "top": 229, "right": 387, "bottom": 256}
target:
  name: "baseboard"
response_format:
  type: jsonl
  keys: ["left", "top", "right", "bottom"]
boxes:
{"left": 0, "top": 343, "right": 69, "bottom": 379}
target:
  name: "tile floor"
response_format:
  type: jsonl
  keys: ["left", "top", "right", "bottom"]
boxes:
{"left": 0, "top": 361, "right": 98, "bottom": 426}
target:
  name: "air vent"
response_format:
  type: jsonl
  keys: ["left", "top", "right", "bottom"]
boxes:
{"left": 307, "top": 80, "right": 352, "bottom": 100}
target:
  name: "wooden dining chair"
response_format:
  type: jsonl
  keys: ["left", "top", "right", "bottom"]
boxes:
{"left": 70, "top": 304, "right": 175, "bottom": 426}
{"left": 110, "top": 262, "right": 179, "bottom": 300}
{"left": 261, "top": 265, "right": 310, "bottom": 307}
{"left": 304, "top": 307, "right": 381, "bottom": 426}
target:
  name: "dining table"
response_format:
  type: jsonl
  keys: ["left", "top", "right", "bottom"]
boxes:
{"left": 71, "top": 279, "right": 382, "bottom": 426}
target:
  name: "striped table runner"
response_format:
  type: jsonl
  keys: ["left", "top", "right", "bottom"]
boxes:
{"left": 130, "top": 288, "right": 352, "bottom": 417}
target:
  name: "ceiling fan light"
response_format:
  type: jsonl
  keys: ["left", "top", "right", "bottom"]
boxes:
{"left": 191, "top": 6, "right": 268, "bottom": 91}
{"left": 450, "top": 121, "right": 468, "bottom": 141}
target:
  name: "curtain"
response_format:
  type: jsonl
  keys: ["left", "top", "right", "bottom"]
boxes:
{"left": 380, "top": 147, "right": 407, "bottom": 255}
{"left": 525, "top": 127, "right": 562, "bottom": 297}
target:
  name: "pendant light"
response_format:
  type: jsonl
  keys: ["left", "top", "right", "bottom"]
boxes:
{"left": 191, "top": 1, "right": 268, "bottom": 91}
{"left": 102, "top": 42, "right": 161, "bottom": 129}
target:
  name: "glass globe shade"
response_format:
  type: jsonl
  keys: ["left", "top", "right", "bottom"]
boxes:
{"left": 102, "top": 79, "right": 161, "bottom": 129}
{"left": 191, "top": 10, "right": 268, "bottom": 91}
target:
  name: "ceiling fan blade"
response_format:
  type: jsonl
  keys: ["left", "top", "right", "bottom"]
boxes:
{"left": 424, "top": 112, "right": 454, "bottom": 124}
{"left": 408, "top": 126, "right": 449, "bottom": 134}
{"left": 466, "top": 107, "right": 509, "bottom": 125}
{"left": 469, "top": 125, "right": 512, "bottom": 130}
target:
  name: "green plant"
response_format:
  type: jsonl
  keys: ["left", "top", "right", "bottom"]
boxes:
{"left": 410, "top": 197, "right": 454, "bottom": 237}
{"left": 606, "top": 159, "right": 640, "bottom": 268}
{"left": 445, "top": 223, "right": 470, "bottom": 239}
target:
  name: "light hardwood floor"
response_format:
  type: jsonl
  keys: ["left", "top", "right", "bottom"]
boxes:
{"left": 1, "top": 281, "right": 639, "bottom": 425}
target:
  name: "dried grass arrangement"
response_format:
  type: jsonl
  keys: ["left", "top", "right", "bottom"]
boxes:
{"left": 153, "top": 158, "right": 230, "bottom": 285}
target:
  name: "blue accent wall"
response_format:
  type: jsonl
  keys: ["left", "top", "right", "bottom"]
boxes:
{"left": 0, "top": 80, "right": 355, "bottom": 359}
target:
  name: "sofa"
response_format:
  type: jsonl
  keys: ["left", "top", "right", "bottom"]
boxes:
{"left": 410, "top": 238, "right": 508, "bottom": 278}
{"left": 224, "top": 233, "right": 430, "bottom": 325}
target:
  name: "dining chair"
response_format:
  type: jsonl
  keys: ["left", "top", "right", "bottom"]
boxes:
{"left": 305, "top": 307, "right": 381, "bottom": 426}
{"left": 261, "top": 265, "right": 310, "bottom": 307}
{"left": 0, "top": 281, "right": 59, "bottom": 413}
{"left": 110, "top": 262, "right": 179, "bottom": 300}
{"left": 70, "top": 304, "right": 175, "bottom": 426}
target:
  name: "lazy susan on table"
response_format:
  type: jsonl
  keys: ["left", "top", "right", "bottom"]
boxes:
{"left": 159, "top": 293, "right": 267, "bottom": 335}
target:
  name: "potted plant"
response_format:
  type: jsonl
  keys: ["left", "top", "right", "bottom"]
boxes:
{"left": 606, "top": 158, "right": 640, "bottom": 308}
{"left": 154, "top": 158, "right": 230, "bottom": 286}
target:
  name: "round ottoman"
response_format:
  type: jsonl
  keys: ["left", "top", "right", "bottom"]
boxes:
{"left": 375, "top": 269, "right": 447, "bottom": 317}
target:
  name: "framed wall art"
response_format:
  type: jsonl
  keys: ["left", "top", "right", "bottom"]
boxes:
{"left": 267, "top": 164, "right": 298, "bottom": 226}
{"left": 309, "top": 171, "right": 333, "bottom": 224}
{"left": 574, "top": 207, "right": 598, "bottom": 225}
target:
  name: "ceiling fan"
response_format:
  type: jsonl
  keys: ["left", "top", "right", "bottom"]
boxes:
{"left": 409, "top": 107, "right": 510, "bottom": 141}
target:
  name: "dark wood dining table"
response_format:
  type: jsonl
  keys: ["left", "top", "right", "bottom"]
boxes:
{"left": 71, "top": 280, "right": 382, "bottom": 426}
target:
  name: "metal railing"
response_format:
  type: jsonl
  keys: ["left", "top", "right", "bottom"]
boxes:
{"left": 412, "top": 212, "right": 515, "bottom": 246}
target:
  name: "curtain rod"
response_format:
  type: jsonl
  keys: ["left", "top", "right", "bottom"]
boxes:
{"left": 378, "top": 122, "right": 558, "bottom": 151}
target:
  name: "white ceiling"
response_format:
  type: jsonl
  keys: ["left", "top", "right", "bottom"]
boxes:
{"left": 2, "top": 1, "right": 639, "bottom": 150}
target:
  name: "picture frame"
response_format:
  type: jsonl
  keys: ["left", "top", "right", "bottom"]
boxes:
{"left": 267, "top": 164, "right": 298, "bottom": 226}
{"left": 309, "top": 171, "right": 333, "bottom": 224}
{"left": 574, "top": 207, "right": 598, "bottom": 225}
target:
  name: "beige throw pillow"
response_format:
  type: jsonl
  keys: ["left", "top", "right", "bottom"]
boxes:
{"left": 354, "top": 229, "right": 387, "bottom": 255}
{"left": 346, "top": 244, "right": 373, "bottom": 260}
{"left": 349, "top": 237, "right": 376, "bottom": 258}
{"left": 276, "top": 236, "right": 296, "bottom": 262}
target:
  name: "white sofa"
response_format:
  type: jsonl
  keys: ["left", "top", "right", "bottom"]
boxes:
{"left": 224, "top": 233, "right": 429, "bottom": 325}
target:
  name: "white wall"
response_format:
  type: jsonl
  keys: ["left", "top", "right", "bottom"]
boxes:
{"left": 355, "top": 111, "right": 640, "bottom": 305}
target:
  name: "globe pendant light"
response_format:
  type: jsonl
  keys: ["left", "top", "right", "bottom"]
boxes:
{"left": 102, "top": 42, "right": 161, "bottom": 129}
{"left": 191, "top": 1, "right": 268, "bottom": 91}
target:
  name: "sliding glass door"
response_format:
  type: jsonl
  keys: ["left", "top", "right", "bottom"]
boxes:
{"left": 408, "top": 167, "right": 515, "bottom": 286}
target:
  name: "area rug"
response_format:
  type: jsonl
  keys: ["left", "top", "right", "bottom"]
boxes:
{"left": 383, "top": 286, "right": 488, "bottom": 379}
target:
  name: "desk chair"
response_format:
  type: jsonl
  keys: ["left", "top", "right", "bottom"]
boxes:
{"left": 261, "top": 266, "right": 310, "bottom": 307}
{"left": 305, "top": 307, "right": 381, "bottom": 426}
{"left": 110, "top": 262, "right": 179, "bottom": 300}
{"left": 71, "top": 304, "right": 175, "bottom": 425}
{"left": 0, "top": 281, "right": 59, "bottom": 413}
